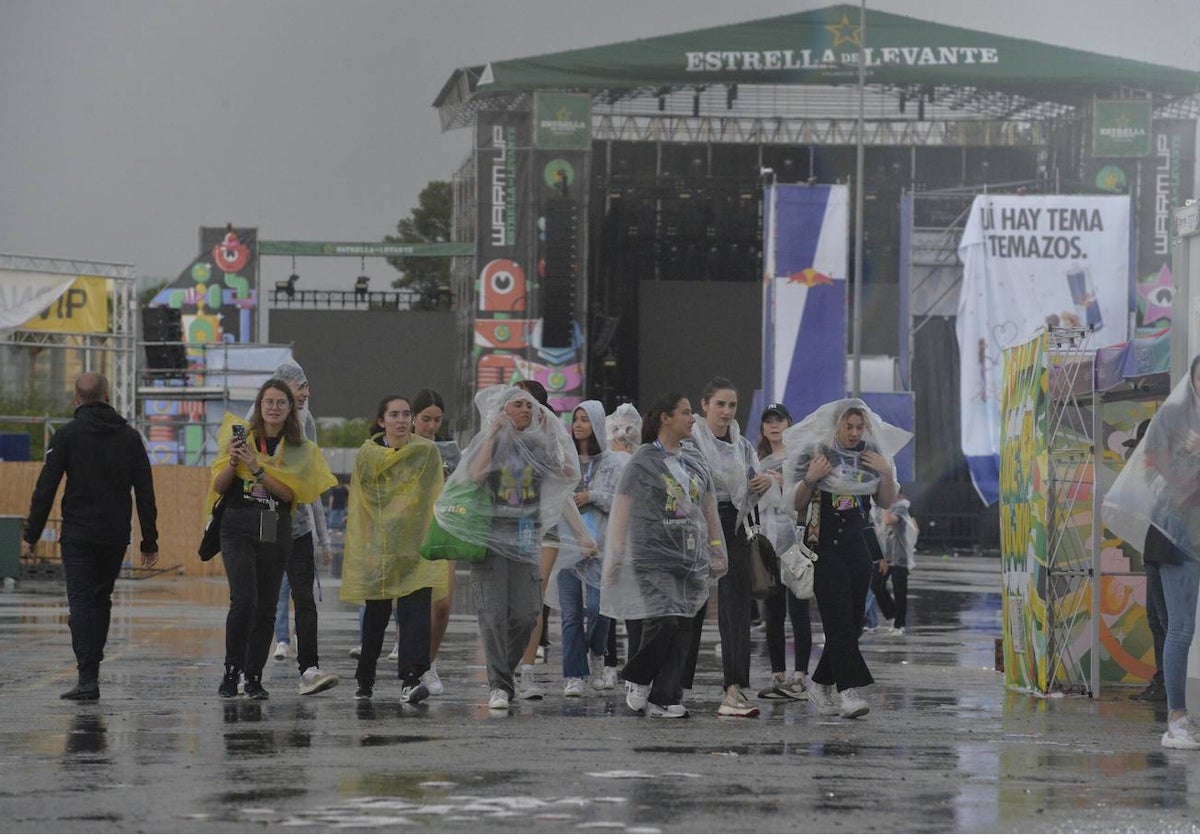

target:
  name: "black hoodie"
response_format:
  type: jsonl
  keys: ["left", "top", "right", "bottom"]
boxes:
{"left": 24, "top": 402, "right": 158, "bottom": 553}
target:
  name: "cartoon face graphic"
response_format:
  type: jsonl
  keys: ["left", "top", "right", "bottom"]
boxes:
{"left": 479, "top": 259, "right": 526, "bottom": 312}
{"left": 212, "top": 231, "right": 249, "bottom": 274}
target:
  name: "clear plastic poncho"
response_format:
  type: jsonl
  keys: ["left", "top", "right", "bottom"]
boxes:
{"left": 1104, "top": 368, "right": 1200, "bottom": 559}
{"left": 690, "top": 418, "right": 761, "bottom": 515}
{"left": 434, "top": 385, "right": 581, "bottom": 565}
{"left": 340, "top": 434, "right": 445, "bottom": 603}
{"left": 871, "top": 498, "right": 919, "bottom": 570}
{"left": 782, "top": 398, "right": 912, "bottom": 503}
{"left": 545, "top": 401, "right": 632, "bottom": 605}
{"left": 600, "top": 442, "right": 725, "bottom": 620}
{"left": 204, "top": 412, "right": 336, "bottom": 518}
{"left": 758, "top": 450, "right": 799, "bottom": 554}
{"left": 605, "top": 402, "right": 642, "bottom": 451}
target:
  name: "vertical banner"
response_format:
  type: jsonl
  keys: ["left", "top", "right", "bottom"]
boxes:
{"left": 761, "top": 183, "right": 849, "bottom": 424}
{"left": 957, "top": 195, "right": 1130, "bottom": 504}
{"left": 999, "top": 333, "right": 1048, "bottom": 693}
{"left": 474, "top": 111, "right": 535, "bottom": 397}
{"left": 1134, "top": 119, "right": 1197, "bottom": 331}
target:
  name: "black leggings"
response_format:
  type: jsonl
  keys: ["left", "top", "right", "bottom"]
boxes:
{"left": 763, "top": 585, "right": 812, "bottom": 674}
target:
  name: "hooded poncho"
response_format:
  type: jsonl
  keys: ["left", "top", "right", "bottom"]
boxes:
{"left": 340, "top": 433, "right": 445, "bottom": 603}
{"left": 1104, "top": 367, "right": 1200, "bottom": 560}
{"left": 599, "top": 441, "right": 725, "bottom": 620}
{"left": 433, "top": 385, "right": 580, "bottom": 565}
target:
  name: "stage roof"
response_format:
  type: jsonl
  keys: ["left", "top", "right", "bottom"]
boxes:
{"left": 435, "top": 4, "right": 1200, "bottom": 130}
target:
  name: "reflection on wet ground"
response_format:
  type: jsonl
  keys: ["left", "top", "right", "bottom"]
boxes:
{"left": 1, "top": 554, "right": 1198, "bottom": 832}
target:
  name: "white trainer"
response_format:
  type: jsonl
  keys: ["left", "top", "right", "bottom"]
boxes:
{"left": 422, "top": 662, "right": 444, "bottom": 695}
{"left": 488, "top": 689, "right": 509, "bottom": 710}
{"left": 273, "top": 641, "right": 291, "bottom": 661}
{"left": 298, "top": 666, "right": 338, "bottom": 696}
{"left": 518, "top": 665, "right": 543, "bottom": 701}
{"left": 808, "top": 681, "right": 842, "bottom": 715}
{"left": 600, "top": 665, "right": 619, "bottom": 690}
{"left": 839, "top": 687, "right": 870, "bottom": 718}
{"left": 1162, "top": 715, "right": 1200, "bottom": 750}
{"left": 647, "top": 702, "right": 689, "bottom": 719}
{"left": 588, "top": 653, "right": 606, "bottom": 690}
{"left": 387, "top": 642, "right": 399, "bottom": 661}
{"left": 563, "top": 676, "right": 586, "bottom": 697}
{"left": 625, "top": 681, "right": 651, "bottom": 712}
{"left": 348, "top": 645, "right": 361, "bottom": 659}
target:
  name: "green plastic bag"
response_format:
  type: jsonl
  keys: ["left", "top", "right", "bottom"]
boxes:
{"left": 420, "top": 481, "right": 491, "bottom": 563}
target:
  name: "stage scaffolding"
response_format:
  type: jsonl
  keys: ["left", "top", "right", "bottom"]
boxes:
{"left": 0, "top": 253, "right": 137, "bottom": 420}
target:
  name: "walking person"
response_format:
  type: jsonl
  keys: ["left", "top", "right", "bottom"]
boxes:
{"left": 545, "top": 400, "right": 628, "bottom": 696}
{"left": 690, "top": 377, "right": 772, "bottom": 717}
{"left": 786, "top": 398, "right": 908, "bottom": 719}
{"left": 22, "top": 372, "right": 159, "bottom": 701}
{"left": 207, "top": 378, "right": 336, "bottom": 700}
{"left": 753, "top": 402, "right": 811, "bottom": 703}
{"left": 435, "top": 384, "right": 580, "bottom": 710}
{"left": 870, "top": 497, "right": 918, "bottom": 636}
{"left": 265, "top": 360, "right": 338, "bottom": 695}
{"left": 341, "top": 395, "right": 444, "bottom": 703}
{"left": 602, "top": 393, "right": 727, "bottom": 719}
{"left": 600, "top": 403, "right": 641, "bottom": 685}
{"left": 1105, "top": 355, "right": 1200, "bottom": 748}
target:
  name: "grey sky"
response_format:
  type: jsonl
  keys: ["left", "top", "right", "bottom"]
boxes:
{"left": 1, "top": 0, "right": 1197, "bottom": 287}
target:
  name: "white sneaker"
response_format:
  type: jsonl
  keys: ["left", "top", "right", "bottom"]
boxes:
{"left": 273, "top": 641, "right": 291, "bottom": 661}
{"left": 887, "top": 626, "right": 907, "bottom": 637}
{"left": 647, "top": 702, "right": 690, "bottom": 719}
{"left": 600, "top": 665, "right": 619, "bottom": 691}
{"left": 348, "top": 645, "right": 362, "bottom": 659}
{"left": 588, "top": 653, "right": 606, "bottom": 690}
{"left": 387, "top": 643, "right": 399, "bottom": 661}
{"left": 488, "top": 689, "right": 509, "bottom": 710}
{"left": 518, "top": 665, "right": 543, "bottom": 701}
{"left": 717, "top": 685, "right": 760, "bottom": 717}
{"left": 298, "top": 666, "right": 338, "bottom": 696}
{"left": 1162, "top": 715, "right": 1200, "bottom": 749}
{"left": 782, "top": 672, "right": 808, "bottom": 701}
{"left": 809, "top": 681, "right": 842, "bottom": 715}
{"left": 563, "top": 676, "right": 586, "bottom": 697}
{"left": 422, "top": 662, "right": 444, "bottom": 695}
{"left": 535, "top": 645, "right": 546, "bottom": 664}
{"left": 399, "top": 681, "right": 430, "bottom": 705}
{"left": 839, "top": 687, "right": 870, "bottom": 718}
{"left": 625, "top": 681, "right": 651, "bottom": 712}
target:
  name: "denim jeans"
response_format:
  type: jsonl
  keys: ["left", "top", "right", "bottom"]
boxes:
{"left": 558, "top": 568, "right": 609, "bottom": 678}
{"left": 1159, "top": 558, "right": 1200, "bottom": 711}
{"left": 220, "top": 506, "right": 291, "bottom": 678}
{"left": 60, "top": 541, "right": 127, "bottom": 682}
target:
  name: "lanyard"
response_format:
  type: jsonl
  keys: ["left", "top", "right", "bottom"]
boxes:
{"left": 256, "top": 435, "right": 285, "bottom": 467}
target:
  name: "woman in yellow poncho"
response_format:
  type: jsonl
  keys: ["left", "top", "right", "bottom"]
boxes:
{"left": 341, "top": 394, "right": 444, "bottom": 703}
{"left": 208, "top": 379, "right": 336, "bottom": 701}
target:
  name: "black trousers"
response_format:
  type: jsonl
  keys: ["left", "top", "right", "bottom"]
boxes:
{"left": 60, "top": 540, "right": 127, "bottom": 682}
{"left": 356, "top": 587, "right": 431, "bottom": 688}
{"left": 622, "top": 614, "right": 695, "bottom": 707}
{"left": 811, "top": 541, "right": 873, "bottom": 691}
{"left": 764, "top": 584, "right": 812, "bottom": 674}
{"left": 284, "top": 532, "right": 321, "bottom": 671}
{"left": 716, "top": 502, "right": 752, "bottom": 690}
{"left": 221, "top": 506, "right": 291, "bottom": 678}
{"left": 870, "top": 564, "right": 910, "bottom": 629}
{"left": 680, "top": 600, "right": 707, "bottom": 690}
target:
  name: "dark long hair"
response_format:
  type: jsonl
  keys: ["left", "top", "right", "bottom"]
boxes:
{"left": 516, "top": 379, "right": 551, "bottom": 408}
{"left": 249, "top": 378, "right": 304, "bottom": 446}
{"left": 642, "top": 392, "right": 687, "bottom": 444}
{"left": 412, "top": 387, "right": 448, "bottom": 440}
{"left": 370, "top": 394, "right": 410, "bottom": 436}
{"left": 700, "top": 376, "right": 737, "bottom": 409}
{"left": 573, "top": 406, "right": 602, "bottom": 457}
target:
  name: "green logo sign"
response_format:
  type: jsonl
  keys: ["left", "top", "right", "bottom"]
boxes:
{"left": 1093, "top": 99, "right": 1151, "bottom": 158}
{"left": 543, "top": 159, "right": 575, "bottom": 190}
{"left": 534, "top": 93, "right": 591, "bottom": 149}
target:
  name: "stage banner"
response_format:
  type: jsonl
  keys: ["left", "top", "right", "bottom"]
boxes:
{"left": 1134, "top": 119, "right": 1196, "bottom": 330}
{"left": 1092, "top": 99, "right": 1152, "bottom": 158}
{"left": 474, "top": 111, "right": 535, "bottom": 396}
{"left": 12, "top": 275, "right": 109, "bottom": 333}
{"left": 957, "top": 194, "right": 1130, "bottom": 504}
{"left": 999, "top": 332, "right": 1048, "bottom": 693}
{"left": 762, "top": 183, "right": 849, "bottom": 424}
{"left": 0, "top": 271, "right": 77, "bottom": 330}
{"left": 533, "top": 93, "right": 590, "bottom": 150}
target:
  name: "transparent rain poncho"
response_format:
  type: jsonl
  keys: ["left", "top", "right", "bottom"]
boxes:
{"left": 1104, "top": 367, "right": 1200, "bottom": 559}
{"left": 690, "top": 418, "right": 762, "bottom": 515}
{"left": 757, "top": 449, "right": 799, "bottom": 554}
{"left": 605, "top": 402, "right": 643, "bottom": 452}
{"left": 782, "top": 398, "right": 912, "bottom": 503}
{"left": 545, "top": 400, "right": 632, "bottom": 605}
{"left": 340, "top": 434, "right": 445, "bottom": 603}
{"left": 433, "top": 385, "right": 581, "bottom": 565}
{"left": 600, "top": 442, "right": 726, "bottom": 620}
{"left": 872, "top": 498, "right": 919, "bottom": 570}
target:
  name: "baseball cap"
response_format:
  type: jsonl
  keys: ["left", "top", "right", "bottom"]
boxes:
{"left": 761, "top": 402, "right": 792, "bottom": 424}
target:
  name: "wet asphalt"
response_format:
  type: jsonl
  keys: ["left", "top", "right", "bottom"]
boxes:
{"left": 0, "top": 554, "right": 1196, "bottom": 834}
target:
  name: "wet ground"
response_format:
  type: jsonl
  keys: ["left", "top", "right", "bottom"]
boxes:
{"left": 1, "top": 554, "right": 1196, "bottom": 834}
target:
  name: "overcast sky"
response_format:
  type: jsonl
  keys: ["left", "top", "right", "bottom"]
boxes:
{"left": 1, "top": 0, "right": 1197, "bottom": 288}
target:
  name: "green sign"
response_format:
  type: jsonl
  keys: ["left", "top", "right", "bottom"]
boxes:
{"left": 258, "top": 241, "right": 473, "bottom": 258}
{"left": 1093, "top": 99, "right": 1152, "bottom": 157}
{"left": 534, "top": 93, "right": 591, "bottom": 149}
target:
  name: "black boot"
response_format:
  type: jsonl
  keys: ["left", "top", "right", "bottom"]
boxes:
{"left": 218, "top": 664, "right": 241, "bottom": 699}
{"left": 243, "top": 673, "right": 269, "bottom": 700}
{"left": 60, "top": 679, "right": 100, "bottom": 701}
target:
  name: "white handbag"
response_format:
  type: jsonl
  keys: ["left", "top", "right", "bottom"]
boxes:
{"left": 779, "top": 540, "right": 816, "bottom": 600}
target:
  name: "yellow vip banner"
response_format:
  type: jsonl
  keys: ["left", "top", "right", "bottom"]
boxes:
{"left": 20, "top": 276, "right": 109, "bottom": 333}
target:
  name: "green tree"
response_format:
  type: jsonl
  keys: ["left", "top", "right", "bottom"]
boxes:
{"left": 387, "top": 180, "right": 452, "bottom": 290}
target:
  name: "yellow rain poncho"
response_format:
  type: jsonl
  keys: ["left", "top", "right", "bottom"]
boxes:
{"left": 340, "top": 434, "right": 445, "bottom": 604}
{"left": 204, "top": 412, "right": 336, "bottom": 518}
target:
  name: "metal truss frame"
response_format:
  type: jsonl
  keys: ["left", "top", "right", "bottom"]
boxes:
{"left": 1042, "top": 327, "right": 1097, "bottom": 696}
{"left": 0, "top": 253, "right": 137, "bottom": 419}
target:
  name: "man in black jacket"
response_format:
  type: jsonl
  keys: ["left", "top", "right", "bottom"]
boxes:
{"left": 22, "top": 372, "right": 159, "bottom": 701}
